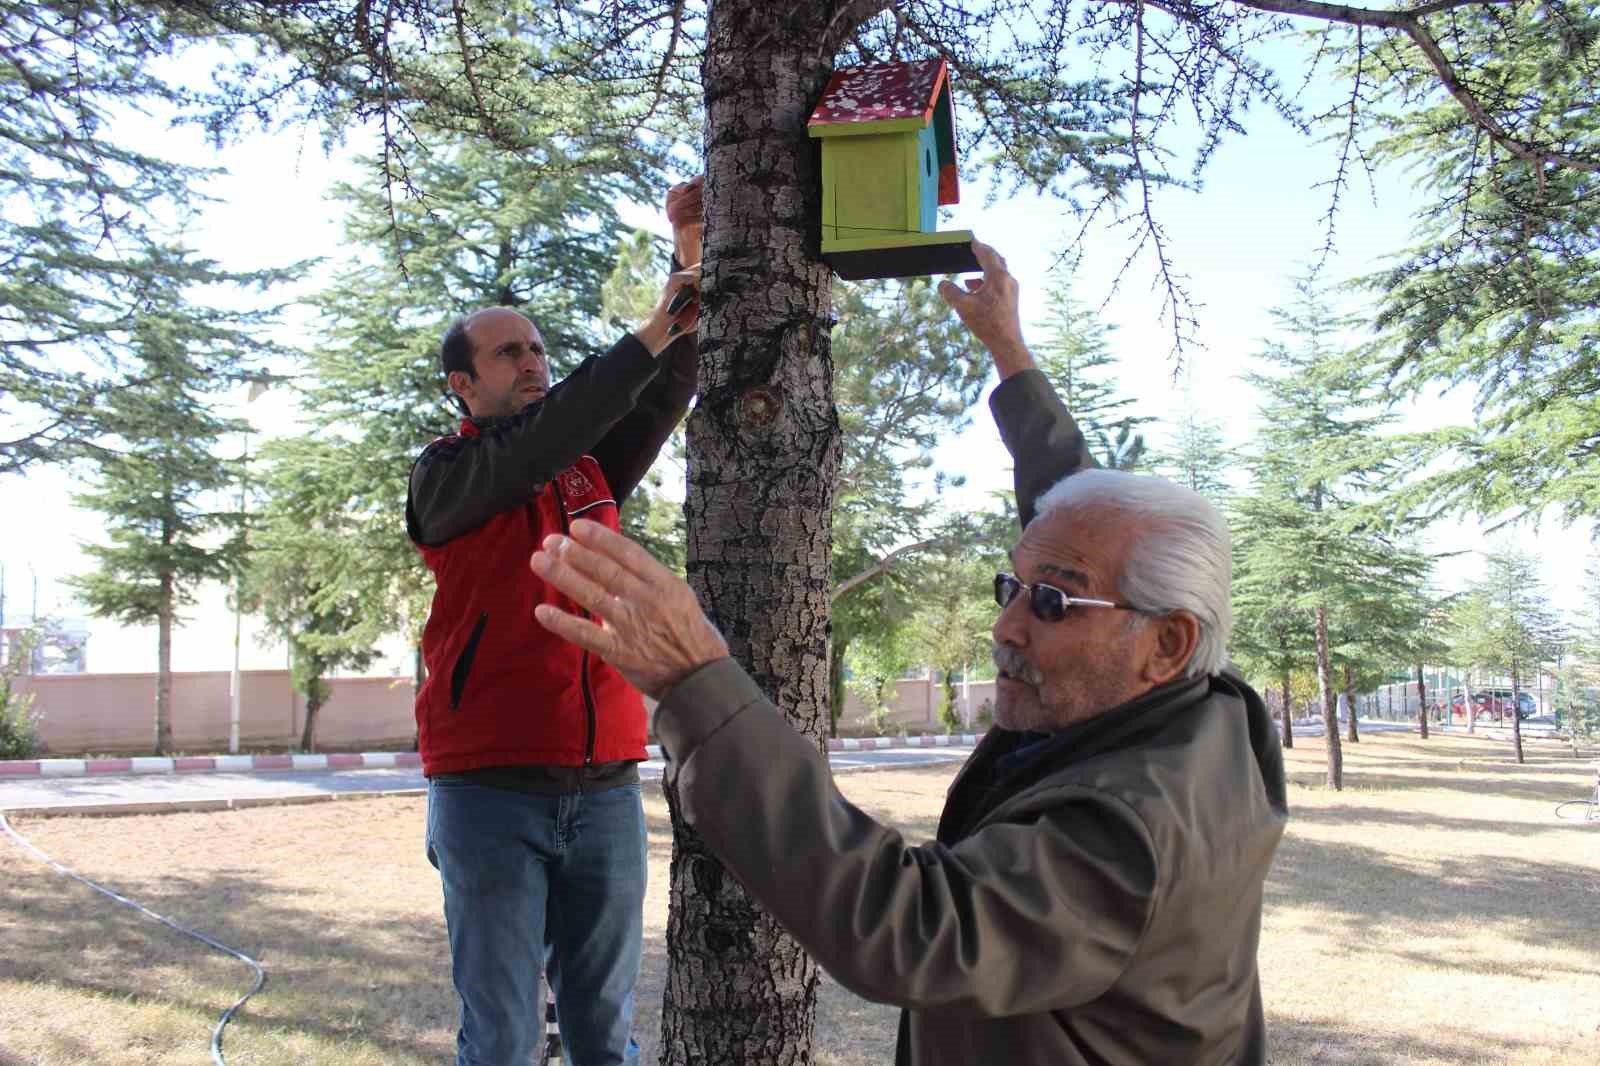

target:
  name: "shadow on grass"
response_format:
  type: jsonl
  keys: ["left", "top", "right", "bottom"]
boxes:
{"left": 1288, "top": 764, "right": 1591, "bottom": 805}
{"left": 0, "top": 857, "right": 457, "bottom": 1060}
{"left": 1288, "top": 804, "right": 1597, "bottom": 838}
{"left": 1266, "top": 1015, "right": 1537, "bottom": 1064}
{"left": 1266, "top": 832, "right": 1598, "bottom": 955}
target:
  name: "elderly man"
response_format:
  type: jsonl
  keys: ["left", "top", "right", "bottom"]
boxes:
{"left": 530, "top": 241, "right": 1287, "bottom": 1065}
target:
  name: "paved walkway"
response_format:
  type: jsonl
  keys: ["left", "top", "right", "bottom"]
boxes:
{"left": 0, "top": 744, "right": 976, "bottom": 817}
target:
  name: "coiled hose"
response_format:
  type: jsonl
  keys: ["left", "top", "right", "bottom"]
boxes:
{"left": 0, "top": 811, "right": 266, "bottom": 1065}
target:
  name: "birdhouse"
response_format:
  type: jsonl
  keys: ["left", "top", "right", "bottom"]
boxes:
{"left": 808, "top": 58, "right": 979, "bottom": 280}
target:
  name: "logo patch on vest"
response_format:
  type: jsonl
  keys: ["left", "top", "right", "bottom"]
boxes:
{"left": 559, "top": 468, "right": 594, "bottom": 497}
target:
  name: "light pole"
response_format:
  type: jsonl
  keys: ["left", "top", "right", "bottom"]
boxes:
{"left": 229, "top": 381, "right": 269, "bottom": 755}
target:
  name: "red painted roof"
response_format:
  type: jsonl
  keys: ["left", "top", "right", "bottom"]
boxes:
{"left": 808, "top": 58, "right": 948, "bottom": 128}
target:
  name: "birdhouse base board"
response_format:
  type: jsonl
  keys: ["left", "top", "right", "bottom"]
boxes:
{"left": 820, "top": 230, "right": 979, "bottom": 280}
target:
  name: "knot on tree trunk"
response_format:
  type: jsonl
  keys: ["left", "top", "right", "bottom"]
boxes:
{"left": 737, "top": 385, "right": 783, "bottom": 430}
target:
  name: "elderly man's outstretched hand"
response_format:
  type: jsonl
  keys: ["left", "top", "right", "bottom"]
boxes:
{"left": 531, "top": 520, "right": 730, "bottom": 700}
{"left": 937, "top": 240, "right": 1036, "bottom": 380}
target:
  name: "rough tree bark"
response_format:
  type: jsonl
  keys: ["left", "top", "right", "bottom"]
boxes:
{"left": 1316, "top": 606, "right": 1342, "bottom": 790}
{"left": 299, "top": 684, "right": 324, "bottom": 753}
{"left": 662, "top": 5, "right": 844, "bottom": 1062}
{"left": 1279, "top": 670, "right": 1293, "bottom": 749}
{"left": 1414, "top": 661, "right": 1428, "bottom": 740}
{"left": 1509, "top": 661, "right": 1526, "bottom": 765}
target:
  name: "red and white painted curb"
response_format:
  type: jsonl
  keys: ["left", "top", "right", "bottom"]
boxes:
{"left": 0, "top": 751, "right": 424, "bottom": 778}
{"left": 0, "top": 734, "right": 982, "bottom": 779}
{"left": 826, "top": 734, "right": 981, "bottom": 751}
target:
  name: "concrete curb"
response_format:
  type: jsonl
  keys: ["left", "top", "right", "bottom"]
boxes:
{"left": 0, "top": 734, "right": 982, "bottom": 779}
{"left": 2, "top": 787, "right": 430, "bottom": 821}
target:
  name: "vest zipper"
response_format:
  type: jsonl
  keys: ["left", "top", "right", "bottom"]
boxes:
{"left": 550, "top": 478, "right": 598, "bottom": 766}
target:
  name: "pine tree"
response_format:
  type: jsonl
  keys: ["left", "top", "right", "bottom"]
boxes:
{"left": 249, "top": 437, "right": 383, "bottom": 751}
{"left": 1447, "top": 546, "right": 1566, "bottom": 763}
{"left": 1034, "top": 278, "right": 1155, "bottom": 470}
{"left": 66, "top": 254, "right": 278, "bottom": 753}
{"left": 1348, "top": 2, "right": 1600, "bottom": 527}
{"left": 1152, "top": 404, "right": 1232, "bottom": 501}
{"left": 1230, "top": 484, "right": 1314, "bottom": 751}
{"left": 1233, "top": 273, "right": 1418, "bottom": 787}
{"left": 0, "top": 4, "right": 288, "bottom": 473}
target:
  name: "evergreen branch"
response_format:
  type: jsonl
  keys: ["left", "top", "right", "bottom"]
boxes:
{"left": 1232, "top": 0, "right": 1600, "bottom": 173}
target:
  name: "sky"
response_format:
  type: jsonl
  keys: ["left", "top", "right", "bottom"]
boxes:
{"left": 0, "top": 38, "right": 1593, "bottom": 675}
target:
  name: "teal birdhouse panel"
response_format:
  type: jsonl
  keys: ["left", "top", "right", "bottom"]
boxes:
{"left": 918, "top": 122, "right": 938, "bottom": 233}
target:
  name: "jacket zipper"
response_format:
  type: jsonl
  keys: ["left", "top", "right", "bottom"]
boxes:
{"left": 550, "top": 479, "right": 598, "bottom": 766}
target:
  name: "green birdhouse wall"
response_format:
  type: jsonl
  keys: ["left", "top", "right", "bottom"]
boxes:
{"left": 808, "top": 58, "right": 979, "bottom": 280}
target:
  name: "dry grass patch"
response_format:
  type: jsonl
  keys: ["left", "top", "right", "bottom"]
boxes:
{"left": 1267, "top": 730, "right": 1599, "bottom": 1064}
{"left": 1, "top": 734, "right": 1595, "bottom": 1064}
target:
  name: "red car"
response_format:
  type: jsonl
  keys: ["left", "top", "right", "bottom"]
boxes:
{"left": 1441, "top": 688, "right": 1535, "bottom": 723}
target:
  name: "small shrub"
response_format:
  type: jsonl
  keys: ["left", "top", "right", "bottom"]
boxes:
{"left": 0, "top": 629, "right": 42, "bottom": 758}
{"left": 867, "top": 704, "right": 895, "bottom": 737}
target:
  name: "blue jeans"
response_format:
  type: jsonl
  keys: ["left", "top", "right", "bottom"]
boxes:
{"left": 426, "top": 779, "right": 647, "bottom": 1066}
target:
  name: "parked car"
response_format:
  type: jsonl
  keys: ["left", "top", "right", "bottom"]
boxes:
{"left": 1440, "top": 687, "right": 1536, "bottom": 722}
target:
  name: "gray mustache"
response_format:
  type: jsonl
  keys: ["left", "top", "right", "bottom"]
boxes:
{"left": 992, "top": 643, "right": 1044, "bottom": 686}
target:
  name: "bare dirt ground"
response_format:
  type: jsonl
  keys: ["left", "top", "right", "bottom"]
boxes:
{"left": 1, "top": 729, "right": 1595, "bottom": 1064}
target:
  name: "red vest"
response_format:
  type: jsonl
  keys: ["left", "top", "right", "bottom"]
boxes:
{"left": 413, "top": 432, "right": 647, "bottom": 776}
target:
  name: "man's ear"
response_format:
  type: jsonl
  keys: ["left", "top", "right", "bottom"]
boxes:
{"left": 1141, "top": 610, "right": 1202, "bottom": 686}
{"left": 447, "top": 370, "right": 473, "bottom": 407}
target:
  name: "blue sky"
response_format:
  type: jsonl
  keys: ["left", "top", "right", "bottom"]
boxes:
{"left": 0, "top": 42, "right": 1592, "bottom": 673}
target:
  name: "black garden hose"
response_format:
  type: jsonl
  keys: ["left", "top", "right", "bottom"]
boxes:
{"left": 0, "top": 810, "right": 266, "bottom": 1065}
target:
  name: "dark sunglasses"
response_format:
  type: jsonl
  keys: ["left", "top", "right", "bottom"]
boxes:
{"left": 994, "top": 572, "right": 1143, "bottom": 623}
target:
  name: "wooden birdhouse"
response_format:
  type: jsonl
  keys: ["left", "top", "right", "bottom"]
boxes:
{"left": 808, "top": 58, "right": 980, "bottom": 280}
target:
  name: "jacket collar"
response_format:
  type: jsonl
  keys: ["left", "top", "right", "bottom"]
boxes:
{"left": 939, "top": 674, "right": 1213, "bottom": 844}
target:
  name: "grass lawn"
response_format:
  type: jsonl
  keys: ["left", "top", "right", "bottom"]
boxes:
{"left": 1, "top": 730, "right": 1596, "bottom": 1064}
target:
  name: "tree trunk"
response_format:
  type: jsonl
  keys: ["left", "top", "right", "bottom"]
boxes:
{"left": 663, "top": 9, "right": 840, "bottom": 1062}
{"left": 299, "top": 685, "right": 316, "bottom": 752}
{"left": 828, "top": 634, "right": 847, "bottom": 739}
{"left": 1415, "top": 661, "right": 1429, "bottom": 740}
{"left": 1316, "top": 607, "right": 1342, "bottom": 790}
{"left": 1509, "top": 661, "right": 1526, "bottom": 764}
{"left": 1464, "top": 672, "right": 1477, "bottom": 733}
{"left": 1342, "top": 662, "right": 1359, "bottom": 743}
{"left": 1279, "top": 671, "right": 1293, "bottom": 749}
{"left": 155, "top": 574, "right": 175, "bottom": 755}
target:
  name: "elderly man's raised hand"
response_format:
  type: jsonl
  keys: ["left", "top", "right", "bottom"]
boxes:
{"left": 531, "top": 520, "right": 730, "bottom": 700}
{"left": 938, "top": 240, "right": 1036, "bottom": 380}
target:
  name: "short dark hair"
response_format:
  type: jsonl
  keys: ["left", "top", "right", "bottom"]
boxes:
{"left": 441, "top": 317, "right": 475, "bottom": 416}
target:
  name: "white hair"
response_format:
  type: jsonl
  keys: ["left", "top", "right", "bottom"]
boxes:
{"left": 1033, "top": 470, "right": 1232, "bottom": 678}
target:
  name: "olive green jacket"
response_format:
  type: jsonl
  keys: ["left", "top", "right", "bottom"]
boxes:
{"left": 653, "top": 370, "right": 1288, "bottom": 1064}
